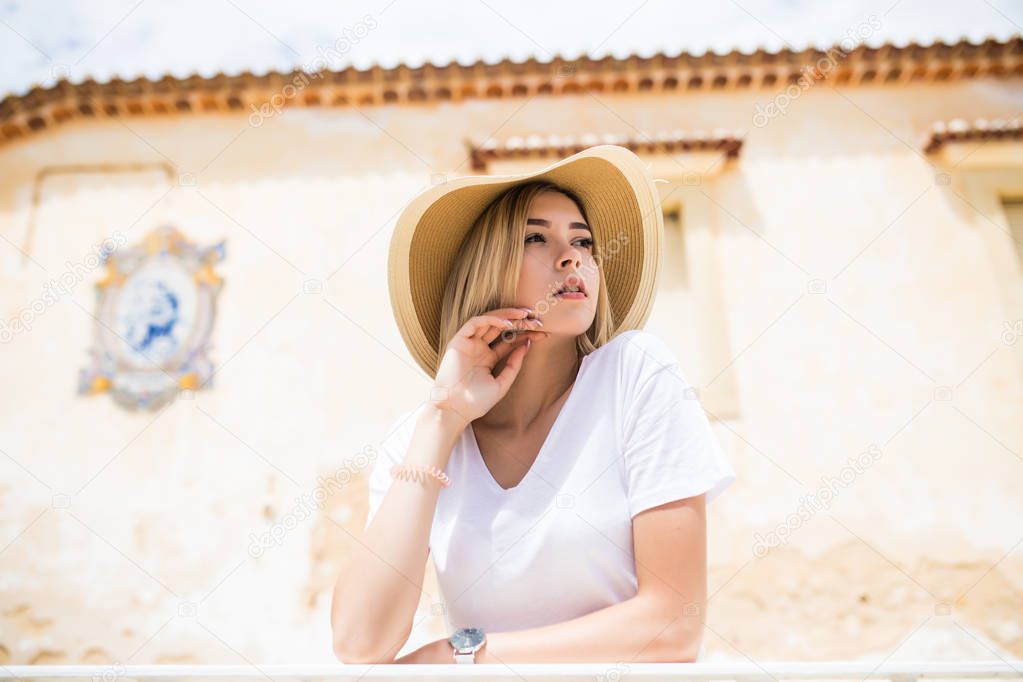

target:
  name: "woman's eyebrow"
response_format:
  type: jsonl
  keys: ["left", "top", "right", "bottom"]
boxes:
{"left": 526, "top": 217, "right": 591, "bottom": 233}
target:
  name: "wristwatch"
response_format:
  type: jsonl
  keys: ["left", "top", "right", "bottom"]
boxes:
{"left": 448, "top": 627, "right": 487, "bottom": 663}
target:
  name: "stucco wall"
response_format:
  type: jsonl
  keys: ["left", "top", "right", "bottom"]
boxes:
{"left": 1, "top": 79, "right": 1021, "bottom": 663}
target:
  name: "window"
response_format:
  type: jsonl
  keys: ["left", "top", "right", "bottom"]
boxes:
{"left": 1000, "top": 197, "right": 1023, "bottom": 267}
{"left": 640, "top": 192, "right": 740, "bottom": 419}
{"left": 662, "top": 205, "right": 688, "bottom": 288}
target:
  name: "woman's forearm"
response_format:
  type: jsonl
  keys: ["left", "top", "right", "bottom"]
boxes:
{"left": 330, "top": 404, "right": 466, "bottom": 663}
{"left": 478, "top": 592, "right": 703, "bottom": 664}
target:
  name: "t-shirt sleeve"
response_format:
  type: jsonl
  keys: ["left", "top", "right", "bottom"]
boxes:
{"left": 620, "top": 334, "right": 736, "bottom": 518}
{"left": 364, "top": 405, "right": 421, "bottom": 533}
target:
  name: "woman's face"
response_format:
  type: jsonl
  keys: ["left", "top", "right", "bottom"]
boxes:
{"left": 514, "top": 190, "right": 600, "bottom": 335}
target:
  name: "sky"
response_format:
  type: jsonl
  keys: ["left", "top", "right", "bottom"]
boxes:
{"left": 0, "top": 0, "right": 1021, "bottom": 99}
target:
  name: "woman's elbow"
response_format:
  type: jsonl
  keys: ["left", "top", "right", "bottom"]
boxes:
{"left": 642, "top": 606, "right": 703, "bottom": 662}
{"left": 332, "top": 618, "right": 404, "bottom": 664}
{"left": 332, "top": 635, "right": 394, "bottom": 664}
{"left": 643, "top": 638, "right": 701, "bottom": 663}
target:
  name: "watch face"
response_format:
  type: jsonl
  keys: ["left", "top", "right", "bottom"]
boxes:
{"left": 449, "top": 627, "right": 485, "bottom": 649}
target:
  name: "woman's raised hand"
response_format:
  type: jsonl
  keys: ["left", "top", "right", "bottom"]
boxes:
{"left": 430, "top": 307, "right": 547, "bottom": 426}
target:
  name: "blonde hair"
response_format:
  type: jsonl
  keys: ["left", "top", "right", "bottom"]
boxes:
{"left": 437, "top": 180, "right": 616, "bottom": 361}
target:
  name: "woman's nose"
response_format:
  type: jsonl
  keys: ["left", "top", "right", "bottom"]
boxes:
{"left": 558, "top": 246, "right": 582, "bottom": 269}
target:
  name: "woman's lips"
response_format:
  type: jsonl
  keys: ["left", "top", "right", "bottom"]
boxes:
{"left": 555, "top": 291, "right": 587, "bottom": 300}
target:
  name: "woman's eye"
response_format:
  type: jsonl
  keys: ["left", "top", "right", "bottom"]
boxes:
{"left": 524, "top": 233, "right": 594, "bottom": 249}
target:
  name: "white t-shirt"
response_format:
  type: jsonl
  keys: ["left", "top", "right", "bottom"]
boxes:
{"left": 364, "top": 328, "right": 736, "bottom": 647}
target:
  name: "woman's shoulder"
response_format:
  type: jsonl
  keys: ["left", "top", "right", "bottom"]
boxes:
{"left": 581, "top": 329, "right": 684, "bottom": 401}
{"left": 592, "top": 329, "right": 681, "bottom": 375}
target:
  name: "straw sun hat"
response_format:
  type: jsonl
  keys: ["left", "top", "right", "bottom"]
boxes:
{"left": 387, "top": 144, "right": 665, "bottom": 379}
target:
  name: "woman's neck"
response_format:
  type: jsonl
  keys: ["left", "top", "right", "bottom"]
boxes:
{"left": 478, "top": 337, "right": 580, "bottom": 433}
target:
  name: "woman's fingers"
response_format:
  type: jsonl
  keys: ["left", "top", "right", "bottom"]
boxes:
{"left": 491, "top": 329, "right": 546, "bottom": 362}
{"left": 461, "top": 315, "right": 515, "bottom": 340}
{"left": 488, "top": 307, "right": 535, "bottom": 319}
{"left": 493, "top": 336, "right": 532, "bottom": 394}
{"left": 459, "top": 308, "right": 533, "bottom": 341}
{"left": 482, "top": 316, "right": 544, "bottom": 344}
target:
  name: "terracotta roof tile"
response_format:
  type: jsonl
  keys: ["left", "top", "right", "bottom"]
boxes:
{"left": 467, "top": 130, "right": 744, "bottom": 171}
{"left": 1, "top": 36, "right": 1020, "bottom": 147}
{"left": 924, "top": 116, "right": 1023, "bottom": 152}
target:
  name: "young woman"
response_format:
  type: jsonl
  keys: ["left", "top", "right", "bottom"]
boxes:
{"left": 331, "top": 145, "right": 736, "bottom": 665}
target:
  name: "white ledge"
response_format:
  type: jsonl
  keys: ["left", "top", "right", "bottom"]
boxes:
{"left": 1, "top": 662, "right": 1022, "bottom": 682}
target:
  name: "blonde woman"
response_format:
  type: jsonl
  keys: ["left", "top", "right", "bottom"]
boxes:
{"left": 331, "top": 145, "right": 736, "bottom": 665}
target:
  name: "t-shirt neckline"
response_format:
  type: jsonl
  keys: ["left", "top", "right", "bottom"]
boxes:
{"left": 467, "top": 350, "right": 595, "bottom": 496}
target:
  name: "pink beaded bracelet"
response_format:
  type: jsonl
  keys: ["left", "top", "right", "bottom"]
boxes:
{"left": 390, "top": 463, "right": 452, "bottom": 488}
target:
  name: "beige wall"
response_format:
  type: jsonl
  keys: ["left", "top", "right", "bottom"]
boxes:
{"left": 1, "top": 79, "right": 1022, "bottom": 664}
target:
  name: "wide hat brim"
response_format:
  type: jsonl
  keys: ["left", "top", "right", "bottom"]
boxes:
{"left": 387, "top": 144, "right": 664, "bottom": 379}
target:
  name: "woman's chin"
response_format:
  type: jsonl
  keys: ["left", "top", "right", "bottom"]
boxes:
{"left": 537, "top": 312, "right": 597, "bottom": 337}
